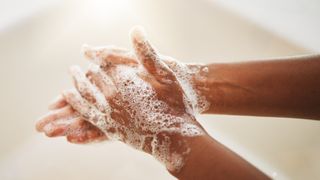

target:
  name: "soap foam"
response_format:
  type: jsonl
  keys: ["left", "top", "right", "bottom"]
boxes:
{"left": 70, "top": 59, "right": 208, "bottom": 171}
{"left": 110, "top": 65, "right": 204, "bottom": 171}
{"left": 70, "top": 65, "right": 109, "bottom": 113}
{"left": 67, "top": 63, "right": 205, "bottom": 171}
{"left": 70, "top": 28, "right": 210, "bottom": 172}
{"left": 161, "top": 55, "right": 210, "bottom": 114}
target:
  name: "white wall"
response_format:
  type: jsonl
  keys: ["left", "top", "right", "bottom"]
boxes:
{"left": 212, "top": 0, "right": 320, "bottom": 52}
{"left": 0, "top": 0, "right": 62, "bottom": 31}
{"left": 2, "top": 0, "right": 319, "bottom": 51}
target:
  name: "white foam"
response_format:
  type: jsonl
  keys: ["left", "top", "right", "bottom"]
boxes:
{"left": 67, "top": 63, "right": 206, "bottom": 171}
{"left": 69, "top": 27, "right": 210, "bottom": 172}
{"left": 71, "top": 55, "right": 208, "bottom": 172}
{"left": 111, "top": 65, "right": 204, "bottom": 171}
{"left": 161, "top": 55, "right": 210, "bottom": 114}
{"left": 70, "top": 65, "right": 109, "bottom": 113}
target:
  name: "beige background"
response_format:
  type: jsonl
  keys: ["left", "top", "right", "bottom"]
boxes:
{"left": 0, "top": 0, "right": 319, "bottom": 179}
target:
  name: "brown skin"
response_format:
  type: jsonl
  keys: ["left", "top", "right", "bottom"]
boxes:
{"left": 36, "top": 103, "right": 107, "bottom": 144}
{"left": 199, "top": 54, "right": 320, "bottom": 120}
{"left": 38, "top": 54, "right": 320, "bottom": 144}
{"left": 171, "top": 135, "right": 268, "bottom": 180}
{"left": 36, "top": 28, "right": 319, "bottom": 179}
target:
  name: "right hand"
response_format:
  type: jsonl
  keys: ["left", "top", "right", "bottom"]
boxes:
{"left": 36, "top": 27, "right": 210, "bottom": 172}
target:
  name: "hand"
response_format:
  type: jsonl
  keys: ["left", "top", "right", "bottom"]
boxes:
{"left": 36, "top": 27, "right": 272, "bottom": 179}
{"left": 36, "top": 95, "right": 107, "bottom": 144}
{"left": 36, "top": 27, "right": 210, "bottom": 172}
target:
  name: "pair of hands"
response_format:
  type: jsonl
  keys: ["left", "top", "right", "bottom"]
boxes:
{"left": 36, "top": 27, "right": 209, "bottom": 172}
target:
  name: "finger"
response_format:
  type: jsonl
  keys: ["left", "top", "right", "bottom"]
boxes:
{"left": 86, "top": 64, "right": 116, "bottom": 99}
{"left": 86, "top": 65, "right": 135, "bottom": 136}
{"left": 82, "top": 44, "right": 138, "bottom": 69}
{"left": 43, "top": 116, "right": 107, "bottom": 139}
{"left": 130, "top": 26, "right": 177, "bottom": 83}
{"left": 68, "top": 118, "right": 107, "bottom": 142}
{"left": 69, "top": 65, "right": 109, "bottom": 113}
{"left": 66, "top": 126, "right": 107, "bottom": 144}
{"left": 48, "top": 95, "right": 68, "bottom": 110}
{"left": 36, "top": 105, "right": 76, "bottom": 132}
{"left": 62, "top": 89, "right": 111, "bottom": 132}
{"left": 82, "top": 44, "right": 128, "bottom": 60}
{"left": 42, "top": 117, "right": 78, "bottom": 137}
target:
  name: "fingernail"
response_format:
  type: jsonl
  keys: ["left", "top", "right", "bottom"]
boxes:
{"left": 130, "top": 25, "right": 147, "bottom": 42}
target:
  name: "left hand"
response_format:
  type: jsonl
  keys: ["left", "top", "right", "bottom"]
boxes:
{"left": 36, "top": 95, "right": 107, "bottom": 144}
{"left": 36, "top": 27, "right": 208, "bottom": 172}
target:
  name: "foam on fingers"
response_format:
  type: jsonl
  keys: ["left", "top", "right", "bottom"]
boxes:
{"left": 130, "top": 26, "right": 147, "bottom": 44}
{"left": 87, "top": 64, "right": 117, "bottom": 98}
{"left": 62, "top": 89, "right": 108, "bottom": 131}
{"left": 38, "top": 26, "right": 210, "bottom": 174}
{"left": 112, "top": 65, "right": 204, "bottom": 172}
{"left": 161, "top": 56, "right": 210, "bottom": 114}
{"left": 36, "top": 105, "right": 75, "bottom": 132}
{"left": 66, "top": 121, "right": 108, "bottom": 144}
{"left": 130, "top": 26, "right": 158, "bottom": 66}
{"left": 130, "top": 27, "right": 177, "bottom": 84}
{"left": 70, "top": 65, "right": 109, "bottom": 113}
{"left": 82, "top": 44, "right": 137, "bottom": 67}
{"left": 81, "top": 44, "right": 102, "bottom": 65}
{"left": 48, "top": 95, "right": 67, "bottom": 110}
{"left": 42, "top": 118, "right": 76, "bottom": 137}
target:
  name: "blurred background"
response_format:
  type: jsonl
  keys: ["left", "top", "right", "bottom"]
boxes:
{"left": 0, "top": 0, "right": 319, "bottom": 179}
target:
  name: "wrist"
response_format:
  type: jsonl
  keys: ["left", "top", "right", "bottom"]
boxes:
{"left": 147, "top": 116, "right": 208, "bottom": 175}
{"left": 167, "top": 134, "right": 214, "bottom": 178}
{"left": 170, "top": 133, "right": 270, "bottom": 180}
{"left": 192, "top": 63, "right": 249, "bottom": 115}
{"left": 188, "top": 63, "right": 214, "bottom": 114}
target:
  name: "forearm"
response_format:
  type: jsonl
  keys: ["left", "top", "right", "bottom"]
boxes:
{"left": 197, "top": 54, "right": 320, "bottom": 120}
{"left": 170, "top": 135, "right": 269, "bottom": 180}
